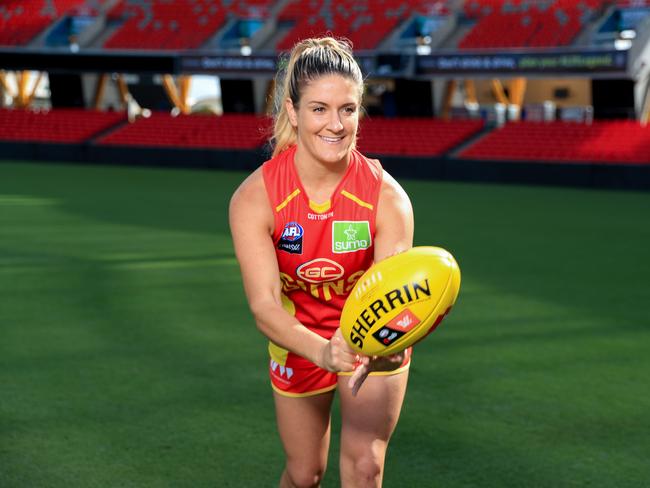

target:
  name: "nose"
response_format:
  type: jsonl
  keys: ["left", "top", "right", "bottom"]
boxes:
{"left": 328, "top": 112, "right": 344, "bottom": 133}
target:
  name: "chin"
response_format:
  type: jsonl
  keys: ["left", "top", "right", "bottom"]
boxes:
{"left": 318, "top": 149, "right": 351, "bottom": 165}
{"left": 316, "top": 140, "right": 353, "bottom": 163}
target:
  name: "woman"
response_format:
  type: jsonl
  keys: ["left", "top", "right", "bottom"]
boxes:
{"left": 229, "top": 37, "right": 414, "bottom": 488}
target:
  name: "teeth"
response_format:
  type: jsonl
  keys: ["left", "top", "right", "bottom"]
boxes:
{"left": 320, "top": 136, "right": 343, "bottom": 143}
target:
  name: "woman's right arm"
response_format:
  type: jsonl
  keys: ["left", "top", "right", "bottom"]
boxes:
{"left": 229, "top": 168, "right": 357, "bottom": 373}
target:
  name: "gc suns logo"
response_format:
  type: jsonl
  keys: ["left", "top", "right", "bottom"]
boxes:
{"left": 278, "top": 221, "right": 304, "bottom": 254}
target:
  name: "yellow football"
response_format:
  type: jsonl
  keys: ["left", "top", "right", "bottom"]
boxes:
{"left": 340, "top": 246, "right": 461, "bottom": 356}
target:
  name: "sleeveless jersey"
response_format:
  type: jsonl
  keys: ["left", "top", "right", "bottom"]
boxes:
{"left": 262, "top": 145, "right": 383, "bottom": 341}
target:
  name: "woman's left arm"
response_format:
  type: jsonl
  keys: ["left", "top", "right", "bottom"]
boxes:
{"left": 373, "top": 170, "right": 414, "bottom": 262}
{"left": 348, "top": 170, "right": 414, "bottom": 395}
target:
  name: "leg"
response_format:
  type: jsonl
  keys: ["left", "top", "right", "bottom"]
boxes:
{"left": 338, "top": 370, "right": 409, "bottom": 488}
{"left": 274, "top": 390, "right": 335, "bottom": 488}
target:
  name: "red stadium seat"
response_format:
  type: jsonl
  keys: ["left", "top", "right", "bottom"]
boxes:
{"left": 357, "top": 117, "right": 484, "bottom": 156}
{"left": 0, "top": 0, "right": 86, "bottom": 46}
{"left": 96, "top": 112, "right": 271, "bottom": 150}
{"left": 459, "top": 0, "right": 607, "bottom": 49}
{"left": 104, "top": 0, "right": 273, "bottom": 50}
{"left": 0, "top": 108, "right": 126, "bottom": 143}
{"left": 276, "top": 0, "right": 450, "bottom": 51}
{"left": 459, "top": 120, "right": 650, "bottom": 164}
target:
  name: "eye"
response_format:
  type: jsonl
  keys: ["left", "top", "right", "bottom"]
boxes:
{"left": 313, "top": 106, "right": 325, "bottom": 113}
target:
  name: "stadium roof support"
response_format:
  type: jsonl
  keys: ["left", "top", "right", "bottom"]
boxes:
{"left": 641, "top": 77, "right": 650, "bottom": 125}
{"left": 441, "top": 76, "right": 528, "bottom": 121}
{"left": 441, "top": 79, "right": 457, "bottom": 120}
{"left": 0, "top": 70, "right": 45, "bottom": 109}
{"left": 162, "top": 75, "right": 191, "bottom": 114}
{"left": 0, "top": 71, "right": 13, "bottom": 100}
{"left": 93, "top": 73, "right": 108, "bottom": 110}
{"left": 491, "top": 79, "right": 509, "bottom": 105}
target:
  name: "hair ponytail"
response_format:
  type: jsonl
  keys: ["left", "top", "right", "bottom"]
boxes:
{"left": 271, "top": 37, "right": 364, "bottom": 157}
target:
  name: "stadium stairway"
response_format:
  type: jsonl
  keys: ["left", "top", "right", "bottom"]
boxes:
{"left": 444, "top": 122, "right": 495, "bottom": 159}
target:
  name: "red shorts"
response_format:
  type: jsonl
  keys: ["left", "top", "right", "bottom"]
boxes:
{"left": 269, "top": 341, "right": 411, "bottom": 397}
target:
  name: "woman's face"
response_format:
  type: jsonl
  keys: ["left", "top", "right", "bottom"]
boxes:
{"left": 287, "top": 74, "right": 361, "bottom": 167}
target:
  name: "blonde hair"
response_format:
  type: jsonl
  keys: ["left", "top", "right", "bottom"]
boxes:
{"left": 271, "top": 37, "right": 364, "bottom": 157}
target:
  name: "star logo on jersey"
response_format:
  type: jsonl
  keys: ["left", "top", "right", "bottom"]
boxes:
{"left": 343, "top": 225, "right": 357, "bottom": 240}
{"left": 332, "top": 221, "right": 371, "bottom": 253}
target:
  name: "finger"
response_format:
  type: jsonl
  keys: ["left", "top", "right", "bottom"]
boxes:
{"left": 388, "top": 353, "right": 404, "bottom": 364}
{"left": 348, "top": 364, "right": 370, "bottom": 397}
{"left": 331, "top": 350, "right": 359, "bottom": 372}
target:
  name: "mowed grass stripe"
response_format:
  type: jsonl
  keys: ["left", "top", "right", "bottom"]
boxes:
{"left": 1, "top": 161, "right": 649, "bottom": 487}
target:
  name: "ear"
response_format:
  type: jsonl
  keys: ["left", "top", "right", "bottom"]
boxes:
{"left": 285, "top": 98, "right": 298, "bottom": 128}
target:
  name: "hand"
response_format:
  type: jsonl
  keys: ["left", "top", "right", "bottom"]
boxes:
{"left": 319, "top": 328, "right": 359, "bottom": 373}
{"left": 348, "top": 350, "right": 406, "bottom": 397}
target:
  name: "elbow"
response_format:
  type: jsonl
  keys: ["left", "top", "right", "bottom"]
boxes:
{"left": 248, "top": 298, "right": 276, "bottom": 334}
{"left": 248, "top": 299, "right": 266, "bottom": 322}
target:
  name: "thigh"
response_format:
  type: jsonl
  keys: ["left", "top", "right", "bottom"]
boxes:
{"left": 273, "top": 390, "right": 335, "bottom": 470}
{"left": 338, "top": 370, "right": 409, "bottom": 440}
{"left": 337, "top": 370, "right": 409, "bottom": 470}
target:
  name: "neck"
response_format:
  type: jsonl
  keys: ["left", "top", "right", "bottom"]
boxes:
{"left": 293, "top": 147, "right": 352, "bottom": 203}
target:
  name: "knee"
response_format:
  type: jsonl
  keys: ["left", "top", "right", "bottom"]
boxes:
{"left": 284, "top": 463, "right": 325, "bottom": 488}
{"left": 351, "top": 455, "right": 382, "bottom": 486}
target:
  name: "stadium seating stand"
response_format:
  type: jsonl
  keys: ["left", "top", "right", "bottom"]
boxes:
{"left": 459, "top": 120, "right": 650, "bottom": 164}
{"left": 0, "top": 0, "right": 85, "bottom": 46}
{"left": 0, "top": 108, "right": 126, "bottom": 143}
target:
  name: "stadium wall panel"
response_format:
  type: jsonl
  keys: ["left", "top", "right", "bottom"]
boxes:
{"left": 1, "top": 143, "right": 648, "bottom": 191}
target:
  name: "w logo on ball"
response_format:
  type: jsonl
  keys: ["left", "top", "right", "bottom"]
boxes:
{"left": 396, "top": 315, "right": 413, "bottom": 329}
{"left": 388, "top": 309, "right": 420, "bottom": 332}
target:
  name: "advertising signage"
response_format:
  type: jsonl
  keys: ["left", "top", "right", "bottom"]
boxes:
{"left": 180, "top": 54, "right": 278, "bottom": 74}
{"left": 0, "top": 48, "right": 631, "bottom": 78}
{"left": 416, "top": 50, "right": 628, "bottom": 75}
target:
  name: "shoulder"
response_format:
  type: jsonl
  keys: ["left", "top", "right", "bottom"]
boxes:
{"left": 379, "top": 169, "right": 411, "bottom": 214}
{"left": 380, "top": 169, "right": 409, "bottom": 200}
{"left": 373, "top": 169, "right": 414, "bottom": 260}
{"left": 229, "top": 166, "right": 274, "bottom": 233}
{"left": 352, "top": 148, "right": 383, "bottom": 182}
{"left": 230, "top": 165, "right": 265, "bottom": 208}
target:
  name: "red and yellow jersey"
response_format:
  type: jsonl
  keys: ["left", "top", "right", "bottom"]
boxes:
{"left": 262, "top": 144, "right": 383, "bottom": 341}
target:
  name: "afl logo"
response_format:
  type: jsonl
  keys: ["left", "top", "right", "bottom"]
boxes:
{"left": 296, "top": 258, "right": 344, "bottom": 283}
{"left": 281, "top": 222, "right": 303, "bottom": 241}
{"left": 278, "top": 222, "right": 304, "bottom": 254}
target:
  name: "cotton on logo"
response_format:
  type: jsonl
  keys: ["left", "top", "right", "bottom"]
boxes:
{"left": 387, "top": 309, "right": 420, "bottom": 332}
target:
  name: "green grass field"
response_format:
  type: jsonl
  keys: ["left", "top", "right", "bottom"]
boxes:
{"left": 1, "top": 161, "right": 649, "bottom": 487}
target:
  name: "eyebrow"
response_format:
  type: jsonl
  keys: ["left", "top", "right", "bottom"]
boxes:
{"left": 306, "top": 100, "right": 357, "bottom": 107}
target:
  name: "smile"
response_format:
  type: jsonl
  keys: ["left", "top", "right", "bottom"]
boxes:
{"left": 319, "top": 135, "right": 345, "bottom": 144}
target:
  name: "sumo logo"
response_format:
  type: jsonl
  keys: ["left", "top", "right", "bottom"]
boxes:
{"left": 296, "top": 258, "right": 344, "bottom": 283}
{"left": 332, "top": 221, "right": 371, "bottom": 253}
{"left": 278, "top": 221, "right": 304, "bottom": 254}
